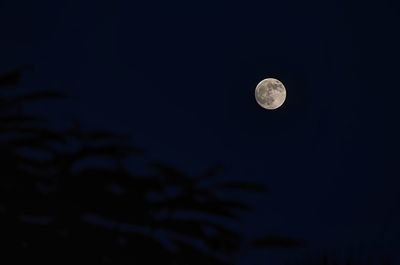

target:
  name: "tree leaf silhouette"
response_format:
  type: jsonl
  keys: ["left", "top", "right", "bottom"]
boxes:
{"left": 0, "top": 68, "right": 23, "bottom": 88}
{"left": 214, "top": 180, "right": 266, "bottom": 192}
{"left": 252, "top": 234, "right": 304, "bottom": 248}
{"left": 0, "top": 68, "right": 300, "bottom": 265}
{"left": 0, "top": 65, "right": 33, "bottom": 89}
{"left": 7, "top": 90, "right": 67, "bottom": 105}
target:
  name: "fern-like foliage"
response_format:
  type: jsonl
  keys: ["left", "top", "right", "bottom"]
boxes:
{"left": 0, "top": 68, "right": 274, "bottom": 265}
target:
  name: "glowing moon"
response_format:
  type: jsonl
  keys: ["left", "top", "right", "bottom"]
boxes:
{"left": 255, "top": 78, "right": 286, "bottom": 110}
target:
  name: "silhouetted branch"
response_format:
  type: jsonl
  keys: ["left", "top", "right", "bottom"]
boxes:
{"left": 0, "top": 67, "right": 298, "bottom": 265}
{"left": 252, "top": 234, "right": 304, "bottom": 248}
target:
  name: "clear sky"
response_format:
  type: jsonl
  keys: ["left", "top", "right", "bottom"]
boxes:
{"left": 1, "top": 0, "right": 399, "bottom": 263}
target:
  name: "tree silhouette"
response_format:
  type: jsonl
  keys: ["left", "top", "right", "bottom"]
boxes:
{"left": 0, "top": 67, "right": 301, "bottom": 265}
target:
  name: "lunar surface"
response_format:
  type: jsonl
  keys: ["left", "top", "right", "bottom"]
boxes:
{"left": 255, "top": 78, "right": 286, "bottom": 110}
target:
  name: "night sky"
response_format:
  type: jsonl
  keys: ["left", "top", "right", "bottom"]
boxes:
{"left": 1, "top": 0, "right": 399, "bottom": 264}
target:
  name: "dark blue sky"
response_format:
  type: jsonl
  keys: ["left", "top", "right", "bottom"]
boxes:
{"left": 1, "top": 0, "right": 399, "bottom": 263}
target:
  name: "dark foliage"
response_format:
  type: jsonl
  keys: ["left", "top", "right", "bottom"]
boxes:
{"left": 253, "top": 234, "right": 304, "bottom": 248}
{"left": 0, "top": 68, "right": 300, "bottom": 264}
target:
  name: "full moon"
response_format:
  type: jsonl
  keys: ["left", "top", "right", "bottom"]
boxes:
{"left": 255, "top": 78, "right": 286, "bottom": 110}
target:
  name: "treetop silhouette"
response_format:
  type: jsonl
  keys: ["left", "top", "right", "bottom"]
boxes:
{"left": 0, "top": 67, "right": 302, "bottom": 265}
